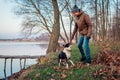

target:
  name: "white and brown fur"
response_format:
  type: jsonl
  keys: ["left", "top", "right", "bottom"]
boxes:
{"left": 58, "top": 43, "right": 75, "bottom": 69}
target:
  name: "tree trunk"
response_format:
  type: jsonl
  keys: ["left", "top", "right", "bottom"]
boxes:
{"left": 47, "top": 0, "right": 60, "bottom": 54}
{"left": 102, "top": 0, "right": 106, "bottom": 40}
{"left": 116, "top": 0, "right": 120, "bottom": 41}
{"left": 95, "top": 0, "right": 98, "bottom": 41}
{"left": 106, "top": 0, "right": 109, "bottom": 39}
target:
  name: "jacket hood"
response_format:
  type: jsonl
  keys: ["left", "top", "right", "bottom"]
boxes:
{"left": 79, "top": 10, "right": 84, "bottom": 16}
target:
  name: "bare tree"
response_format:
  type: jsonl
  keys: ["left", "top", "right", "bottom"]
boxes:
{"left": 46, "top": 0, "right": 60, "bottom": 53}
{"left": 14, "top": 0, "right": 53, "bottom": 36}
{"left": 14, "top": 0, "right": 68, "bottom": 53}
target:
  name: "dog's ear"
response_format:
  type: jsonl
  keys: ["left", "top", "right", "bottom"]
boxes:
{"left": 62, "top": 43, "right": 67, "bottom": 47}
{"left": 67, "top": 43, "right": 71, "bottom": 46}
{"left": 64, "top": 43, "right": 70, "bottom": 47}
{"left": 62, "top": 44, "right": 65, "bottom": 47}
{"left": 62, "top": 43, "right": 71, "bottom": 47}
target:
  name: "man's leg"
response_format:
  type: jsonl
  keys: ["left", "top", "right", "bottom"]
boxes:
{"left": 83, "top": 36, "right": 91, "bottom": 63}
{"left": 78, "top": 36, "right": 86, "bottom": 61}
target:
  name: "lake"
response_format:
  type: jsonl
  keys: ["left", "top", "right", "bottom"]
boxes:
{"left": 0, "top": 41, "right": 48, "bottom": 79}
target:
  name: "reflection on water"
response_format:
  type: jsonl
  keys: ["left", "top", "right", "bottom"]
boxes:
{"left": 0, "top": 42, "right": 48, "bottom": 79}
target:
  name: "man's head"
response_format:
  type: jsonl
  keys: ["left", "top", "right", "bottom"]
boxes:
{"left": 71, "top": 5, "right": 80, "bottom": 16}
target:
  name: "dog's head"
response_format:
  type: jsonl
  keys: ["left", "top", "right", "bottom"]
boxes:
{"left": 63, "top": 43, "right": 72, "bottom": 51}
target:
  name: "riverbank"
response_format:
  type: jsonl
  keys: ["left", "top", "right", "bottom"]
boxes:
{"left": 8, "top": 65, "right": 34, "bottom": 80}
{"left": 8, "top": 42, "right": 120, "bottom": 80}
{"left": 8, "top": 43, "right": 98, "bottom": 80}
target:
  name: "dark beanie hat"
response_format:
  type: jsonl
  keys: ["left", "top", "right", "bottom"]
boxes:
{"left": 71, "top": 5, "right": 79, "bottom": 13}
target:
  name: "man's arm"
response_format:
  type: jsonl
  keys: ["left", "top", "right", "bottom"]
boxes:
{"left": 70, "top": 23, "right": 78, "bottom": 42}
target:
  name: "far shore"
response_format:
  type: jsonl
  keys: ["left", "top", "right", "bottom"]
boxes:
{"left": 0, "top": 40, "right": 48, "bottom": 42}
{"left": 0, "top": 40, "right": 49, "bottom": 44}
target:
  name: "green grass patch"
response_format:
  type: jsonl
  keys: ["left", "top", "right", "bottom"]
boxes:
{"left": 24, "top": 44, "right": 101, "bottom": 80}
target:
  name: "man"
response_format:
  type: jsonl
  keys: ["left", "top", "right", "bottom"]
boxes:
{"left": 70, "top": 5, "right": 92, "bottom": 64}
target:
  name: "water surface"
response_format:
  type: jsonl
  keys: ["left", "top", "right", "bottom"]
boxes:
{"left": 0, "top": 41, "right": 48, "bottom": 79}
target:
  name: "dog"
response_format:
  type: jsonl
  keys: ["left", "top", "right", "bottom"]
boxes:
{"left": 58, "top": 43, "right": 75, "bottom": 69}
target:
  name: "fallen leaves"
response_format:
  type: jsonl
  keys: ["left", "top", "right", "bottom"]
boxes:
{"left": 52, "top": 64, "right": 75, "bottom": 79}
{"left": 37, "top": 56, "right": 51, "bottom": 65}
{"left": 93, "top": 45, "right": 120, "bottom": 80}
{"left": 77, "top": 62, "right": 83, "bottom": 69}
{"left": 61, "top": 73, "right": 67, "bottom": 78}
{"left": 8, "top": 66, "right": 34, "bottom": 80}
{"left": 53, "top": 66, "right": 61, "bottom": 71}
{"left": 69, "top": 64, "right": 75, "bottom": 69}
{"left": 35, "top": 73, "right": 40, "bottom": 78}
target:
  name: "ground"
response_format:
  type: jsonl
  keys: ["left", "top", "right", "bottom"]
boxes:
{"left": 9, "top": 42, "right": 120, "bottom": 80}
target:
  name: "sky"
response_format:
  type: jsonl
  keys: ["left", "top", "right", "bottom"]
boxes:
{"left": 0, "top": 0, "right": 116, "bottom": 39}
{"left": 0, "top": 0, "right": 22, "bottom": 39}
{"left": 0, "top": 0, "right": 71, "bottom": 39}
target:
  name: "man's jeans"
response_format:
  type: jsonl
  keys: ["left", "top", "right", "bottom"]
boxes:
{"left": 78, "top": 36, "right": 91, "bottom": 62}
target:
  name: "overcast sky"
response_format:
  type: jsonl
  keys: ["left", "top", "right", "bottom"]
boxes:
{"left": 0, "top": 0, "right": 71, "bottom": 39}
{"left": 0, "top": 0, "right": 22, "bottom": 39}
{"left": 0, "top": 0, "right": 115, "bottom": 39}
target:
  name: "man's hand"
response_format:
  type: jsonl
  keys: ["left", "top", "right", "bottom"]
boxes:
{"left": 86, "top": 35, "right": 91, "bottom": 39}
